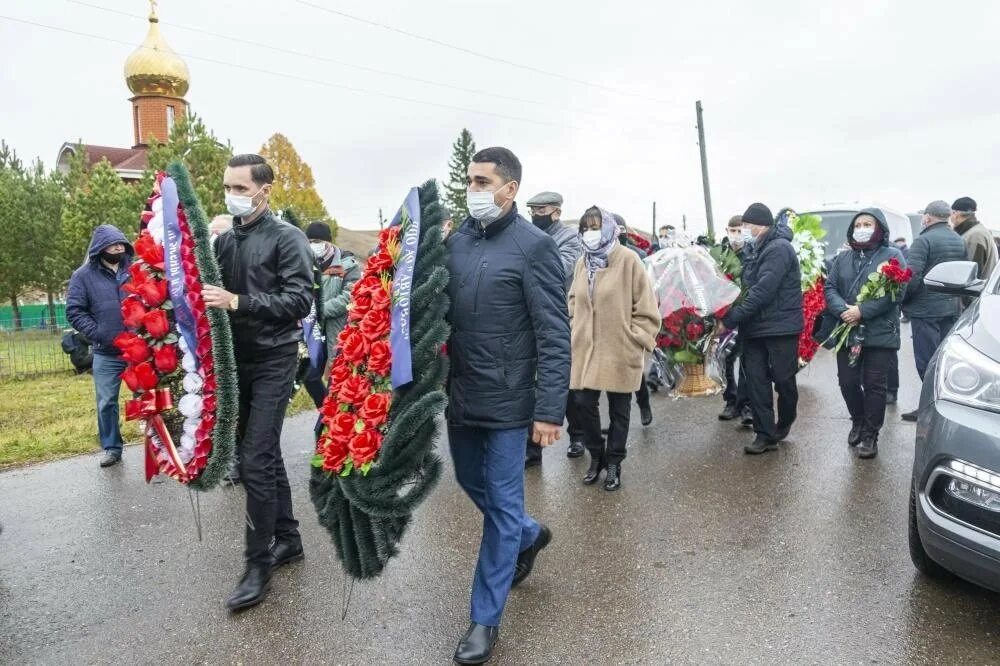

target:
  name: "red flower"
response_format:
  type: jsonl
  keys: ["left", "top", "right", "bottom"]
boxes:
{"left": 713, "top": 305, "right": 730, "bottom": 320}
{"left": 337, "top": 373, "right": 372, "bottom": 406}
{"left": 338, "top": 326, "right": 370, "bottom": 365}
{"left": 370, "top": 283, "right": 392, "bottom": 312}
{"left": 349, "top": 428, "right": 383, "bottom": 466}
{"left": 378, "top": 226, "right": 400, "bottom": 246}
{"left": 330, "top": 353, "right": 352, "bottom": 387}
{"left": 685, "top": 321, "right": 705, "bottom": 340}
{"left": 359, "top": 308, "right": 391, "bottom": 341}
{"left": 137, "top": 278, "right": 169, "bottom": 308}
{"left": 368, "top": 339, "right": 392, "bottom": 376}
{"left": 367, "top": 250, "right": 395, "bottom": 274}
{"left": 142, "top": 309, "right": 171, "bottom": 339}
{"left": 353, "top": 276, "right": 384, "bottom": 299}
{"left": 122, "top": 297, "right": 148, "bottom": 329}
{"left": 348, "top": 293, "right": 373, "bottom": 322}
{"left": 122, "top": 361, "right": 159, "bottom": 392}
{"left": 153, "top": 344, "right": 179, "bottom": 374}
{"left": 114, "top": 332, "right": 152, "bottom": 364}
{"left": 329, "top": 412, "right": 358, "bottom": 446}
{"left": 358, "top": 392, "right": 391, "bottom": 429}
{"left": 133, "top": 232, "right": 164, "bottom": 270}
{"left": 321, "top": 435, "right": 349, "bottom": 472}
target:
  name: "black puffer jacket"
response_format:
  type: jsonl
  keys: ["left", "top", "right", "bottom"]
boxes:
{"left": 901, "top": 221, "right": 968, "bottom": 319}
{"left": 215, "top": 210, "right": 315, "bottom": 360}
{"left": 446, "top": 204, "right": 570, "bottom": 429}
{"left": 825, "top": 208, "right": 906, "bottom": 350}
{"left": 722, "top": 224, "right": 803, "bottom": 338}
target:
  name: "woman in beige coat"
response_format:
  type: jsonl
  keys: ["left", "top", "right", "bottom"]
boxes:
{"left": 568, "top": 207, "right": 661, "bottom": 490}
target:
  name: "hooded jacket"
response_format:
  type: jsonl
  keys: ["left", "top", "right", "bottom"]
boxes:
{"left": 722, "top": 223, "right": 802, "bottom": 338}
{"left": 953, "top": 216, "right": 998, "bottom": 279}
{"left": 65, "top": 225, "right": 134, "bottom": 356}
{"left": 824, "top": 208, "right": 906, "bottom": 350}
{"left": 900, "top": 220, "right": 967, "bottom": 319}
{"left": 319, "top": 250, "right": 361, "bottom": 357}
{"left": 445, "top": 203, "right": 570, "bottom": 429}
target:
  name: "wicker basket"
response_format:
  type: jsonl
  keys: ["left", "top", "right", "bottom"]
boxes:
{"left": 675, "top": 362, "right": 719, "bottom": 397}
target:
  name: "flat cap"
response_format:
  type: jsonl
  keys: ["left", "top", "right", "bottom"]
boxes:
{"left": 952, "top": 196, "right": 977, "bottom": 213}
{"left": 924, "top": 200, "right": 951, "bottom": 219}
{"left": 526, "top": 191, "right": 563, "bottom": 207}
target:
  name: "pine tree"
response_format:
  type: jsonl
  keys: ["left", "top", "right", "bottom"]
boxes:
{"left": 26, "top": 162, "right": 65, "bottom": 327}
{"left": 147, "top": 113, "right": 233, "bottom": 217}
{"left": 444, "top": 129, "right": 476, "bottom": 219}
{"left": 259, "top": 133, "right": 336, "bottom": 238}
{"left": 0, "top": 144, "right": 32, "bottom": 330}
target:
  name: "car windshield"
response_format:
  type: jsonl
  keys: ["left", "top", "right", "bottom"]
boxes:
{"left": 803, "top": 211, "right": 857, "bottom": 259}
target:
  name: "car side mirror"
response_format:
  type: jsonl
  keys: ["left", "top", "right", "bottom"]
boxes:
{"left": 924, "top": 261, "right": 985, "bottom": 298}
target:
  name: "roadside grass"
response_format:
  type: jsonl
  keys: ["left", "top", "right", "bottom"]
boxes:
{"left": 0, "top": 329, "right": 73, "bottom": 377}
{"left": 0, "top": 372, "right": 317, "bottom": 469}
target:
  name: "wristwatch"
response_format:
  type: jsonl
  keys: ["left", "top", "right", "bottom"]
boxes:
{"left": 229, "top": 294, "right": 240, "bottom": 311}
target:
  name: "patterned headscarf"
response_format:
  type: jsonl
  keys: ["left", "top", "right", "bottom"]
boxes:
{"left": 580, "top": 206, "right": 619, "bottom": 294}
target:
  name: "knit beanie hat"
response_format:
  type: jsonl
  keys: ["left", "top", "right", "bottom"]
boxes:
{"left": 305, "top": 222, "right": 333, "bottom": 242}
{"left": 742, "top": 202, "right": 774, "bottom": 227}
{"left": 952, "top": 197, "right": 977, "bottom": 213}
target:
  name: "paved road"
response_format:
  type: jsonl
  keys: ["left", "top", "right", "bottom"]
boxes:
{"left": 2, "top": 343, "right": 999, "bottom": 665}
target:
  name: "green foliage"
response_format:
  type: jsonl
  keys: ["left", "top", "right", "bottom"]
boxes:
{"left": 311, "top": 179, "right": 451, "bottom": 580}
{"left": 708, "top": 244, "right": 743, "bottom": 288}
{"left": 167, "top": 162, "right": 239, "bottom": 492}
{"left": 0, "top": 150, "right": 33, "bottom": 315}
{"left": 259, "top": 133, "right": 335, "bottom": 235}
{"left": 790, "top": 213, "right": 826, "bottom": 240}
{"left": 444, "top": 128, "right": 475, "bottom": 220}
{"left": 146, "top": 113, "right": 233, "bottom": 217}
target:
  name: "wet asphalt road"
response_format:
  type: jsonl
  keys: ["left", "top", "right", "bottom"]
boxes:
{"left": 2, "top": 340, "right": 1000, "bottom": 665}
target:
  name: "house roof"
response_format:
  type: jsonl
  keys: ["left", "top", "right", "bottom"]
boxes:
{"left": 57, "top": 142, "right": 148, "bottom": 178}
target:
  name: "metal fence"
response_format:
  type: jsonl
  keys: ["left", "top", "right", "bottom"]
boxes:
{"left": 0, "top": 316, "right": 76, "bottom": 378}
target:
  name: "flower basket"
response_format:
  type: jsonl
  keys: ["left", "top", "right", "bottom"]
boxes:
{"left": 676, "top": 362, "right": 719, "bottom": 397}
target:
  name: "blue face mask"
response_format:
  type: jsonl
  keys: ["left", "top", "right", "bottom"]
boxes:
{"left": 741, "top": 229, "right": 754, "bottom": 246}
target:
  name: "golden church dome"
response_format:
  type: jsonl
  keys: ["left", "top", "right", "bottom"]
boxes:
{"left": 124, "top": 3, "right": 189, "bottom": 98}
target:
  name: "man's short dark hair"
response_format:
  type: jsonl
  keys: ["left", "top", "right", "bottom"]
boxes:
{"left": 472, "top": 147, "right": 522, "bottom": 184}
{"left": 728, "top": 216, "right": 743, "bottom": 228}
{"left": 228, "top": 153, "right": 275, "bottom": 185}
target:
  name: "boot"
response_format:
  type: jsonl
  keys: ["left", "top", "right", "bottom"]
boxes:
{"left": 604, "top": 464, "right": 621, "bottom": 491}
{"left": 566, "top": 440, "right": 585, "bottom": 458}
{"left": 99, "top": 451, "right": 121, "bottom": 468}
{"left": 225, "top": 565, "right": 272, "bottom": 612}
{"left": 739, "top": 405, "right": 754, "bottom": 428}
{"left": 270, "top": 538, "right": 304, "bottom": 568}
{"left": 639, "top": 404, "right": 653, "bottom": 426}
{"left": 719, "top": 403, "right": 740, "bottom": 421}
{"left": 856, "top": 435, "right": 879, "bottom": 459}
{"left": 583, "top": 455, "right": 605, "bottom": 485}
{"left": 847, "top": 421, "right": 864, "bottom": 447}
{"left": 744, "top": 436, "right": 778, "bottom": 455}
{"left": 886, "top": 391, "right": 897, "bottom": 406}
{"left": 454, "top": 623, "right": 499, "bottom": 665}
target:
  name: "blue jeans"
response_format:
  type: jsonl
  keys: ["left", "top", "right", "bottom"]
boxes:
{"left": 449, "top": 425, "right": 541, "bottom": 627}
{"left": 92, "top": 353, "right": 126, "bottom": 455}
{"left": 911, "top": 316, "right": 956, "bottom": 380}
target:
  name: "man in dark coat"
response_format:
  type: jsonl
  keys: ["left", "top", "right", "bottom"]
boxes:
{"left": 722, "top": 203, "right": 803, "bottom": 454}
{"left": 900, "top": 200, "right": 968, "bottom": 421}
{"left": 204, "top": 154, "right": 314, "bottom": 612}
{"left": 446, "top": 147, "right": 570, "bottom": 665}
{"left": 66, "top": 225, "right": 134, "bottom": 468}
{"left": 718, "top": 215, "right": 752, "bottom": 423}
{"left": 950, "top": 196, "right": 998, "bottom": 279}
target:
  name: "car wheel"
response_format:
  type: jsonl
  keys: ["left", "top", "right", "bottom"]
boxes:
{"left": 908, "top": 482, "right": 947, "bottom": 578}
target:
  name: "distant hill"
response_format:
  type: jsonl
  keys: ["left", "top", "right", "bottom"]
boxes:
{"left": 336, "top": 226, "right": 380, "bottom": 259}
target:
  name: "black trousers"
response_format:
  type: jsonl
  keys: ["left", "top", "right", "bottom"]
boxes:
{"left": 837, "top": 346, "right": 894, "bottom": 439}
{"left": 237, "top": 352, "right": 301, "bottom": 566}
{"left": 577, "top": 389, "right": 631, "bottom": 465}
{"left": 526, "top": 391, "right": 583, "bottom": 462}
{"left": 635, "top": 377, "right": 650, "bottom": 410}
{"left": 741, "top": 335, "right": 799, "bottom": 441}
{"left": 723, "top": 343, "right": 750, "bottom": 408}
{"left": 887, "top": 351, "right": 899, "bottom": 394}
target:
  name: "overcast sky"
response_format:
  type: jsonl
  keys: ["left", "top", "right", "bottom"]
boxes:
{"left": 2, "top": 0, "right": 998, "bottom": 234}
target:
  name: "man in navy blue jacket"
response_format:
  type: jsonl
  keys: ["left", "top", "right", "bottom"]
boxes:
{"left": 445, "top": 147, "right": 570, "bottom": 665}
{"left": 66, "top": 225, "right": 134, "bottom": 468}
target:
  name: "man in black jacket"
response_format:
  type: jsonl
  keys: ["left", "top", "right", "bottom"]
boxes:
{"left": 446, "top": 147, "right": 570, "bottom": 665}
{"left": 718, "top": 215, "right": 751, "bottom": 423}
{"left": 203, "top": 154, "right": 314, "bottom": 611}
{"left": 722, "top": 203, "right": 803, "bottom": 454}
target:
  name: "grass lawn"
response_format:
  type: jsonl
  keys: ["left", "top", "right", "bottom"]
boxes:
{"left": 0, "top": 372, "right": 316, "bottom": 469}
{"left": 0, "top": 329, "right": 73, "bottom": 378}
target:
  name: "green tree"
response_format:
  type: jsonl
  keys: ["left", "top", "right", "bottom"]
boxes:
{"left": 259, "top": 133, "right": 336, "bottom": 237}
{"left": 444, "top": 128, "right": 476, "bottom": 219}
{"left": 0, "top": 142, "right": 32, "bottom": 330}
{"left": 147, "top": 112, "right": 233, "bottom": 217}
{"left": 26, "top": 162, "right": 66, "bottom": 327}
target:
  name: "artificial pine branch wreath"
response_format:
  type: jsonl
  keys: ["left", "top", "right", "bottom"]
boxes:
{"left": 310, "top": 179, "right": 451, "bottom": 579}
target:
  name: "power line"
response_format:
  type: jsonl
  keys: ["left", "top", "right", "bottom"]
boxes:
{"left": 293, "top": 0, "right": 684, "bottom": 106}
{"left": 64, "top": 0, "right": 654, "bottom": 123}
{"left": 0, "top": 14, "right": 598, "bottom": 130}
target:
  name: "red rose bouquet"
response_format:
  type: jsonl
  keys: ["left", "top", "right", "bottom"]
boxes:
{"left": 827, "top": 256, "right": 913, "bottom": 362}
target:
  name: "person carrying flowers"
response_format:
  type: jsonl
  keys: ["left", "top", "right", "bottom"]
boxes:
{"left": 823, "top": 208, "right": 908, "bottom": 459}
{"left": 569, "top": 207, "right": 660, "bottom": 491}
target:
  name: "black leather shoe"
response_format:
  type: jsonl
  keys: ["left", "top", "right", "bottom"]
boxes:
{"left": 270, "top": 539, "right": 304, "bottom": 568}
{"left": 566, "top": 440, "right": 585, "bottom": 458}
{"left": 454, "top": 623, "right": 499, "bottom": 665}
{"left": 583, "top": 457, "right": 605, "bottom": 485}
{"left": 744, "top": 436, "right": 778, "bottom": 455}
{"left": 99, "top": 452, "right": 121, "bottom": 468}
{"left": 512, "top": 525, "right": 551, "bottom": 588}
{"left": 901, "top": 410, "right": 918, "bottom": 422}
{"left": 886, "top": 391, "right": 897, "bottom": 405}
{"left": 856, "top": 435, "right": 879, "bottom": 459}
{"left": 640, "top": 405, "right": 653, "bottom": 426}
{"left": 847, "top": 421, "right": 864, "bottom": 447}
{"left": 740, "top": 406, "right": 754, "bottom": 428}
{"left": 719, "top": 403, "right": 740, "bottom": 421}
{"left": 604, "top": 464, "right": 621, "bottom": 491}
{"left": 225, "top": 565, "right": 272, "bottom": 612}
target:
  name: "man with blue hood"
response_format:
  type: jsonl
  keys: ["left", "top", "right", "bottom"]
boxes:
{"left": 66, "top": 224, "right": 134, "bottom": 468}
{"left": 722, "top": 203, "right": 803, "bottom": 454}
{"left": 824, "top": 208, "right": 906, "bottom": 459}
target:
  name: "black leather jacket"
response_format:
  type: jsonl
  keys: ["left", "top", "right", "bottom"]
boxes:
{"left": 215, "top": 210, "right": 314, "bottom": 360}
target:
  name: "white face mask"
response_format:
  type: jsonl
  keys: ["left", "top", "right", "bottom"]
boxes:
{"left": 310, "top": 241, "right": 327, "bottom": 257}
{"left": 741, "top": 229, "right": 755, "bottom": 245}
{"left": 582, "top": 229, "right": 603, "bottom": 249}
{"left": 467, "top": 183, "right": 511, "bottom": 225}
{"left": 853, "top": 227, "right": 875, "bottom": 243}
{"left": 225, "top": 187, "right": 265, "bottom": 218}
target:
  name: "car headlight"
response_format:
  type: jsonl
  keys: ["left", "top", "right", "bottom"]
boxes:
{"left": 935, "top": 336, "right": 1000, "bottom": 413}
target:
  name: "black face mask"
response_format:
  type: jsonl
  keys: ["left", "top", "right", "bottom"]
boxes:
{"left": 100, "top": 251, "right": 124, "bottom": 265}
{"left": 531, "top": 213, "right": 555, "bottom": 230}
{"left": 618, "top": 233, "right": 628, "bottom": 246}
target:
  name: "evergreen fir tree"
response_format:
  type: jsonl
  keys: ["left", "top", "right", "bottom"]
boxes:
{"left": 444, "top": 129, "right": 476, "bottom": 219}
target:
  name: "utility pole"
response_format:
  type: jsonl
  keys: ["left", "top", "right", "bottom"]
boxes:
{"left": 651, "top": 201, "right": 657, "bottom": 240}
{"left": 682, "top": 214, "right": 687, "bottom": 233}
{"left": 378, "top": 207, "right": 385, "bottom": 229}
{"left": 696, "top": 100, "right": 715, "bottom": 238}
